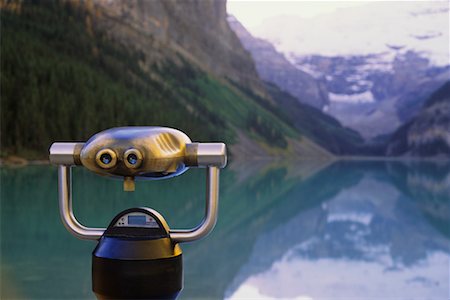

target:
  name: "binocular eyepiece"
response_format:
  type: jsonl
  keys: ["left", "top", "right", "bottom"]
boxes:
{"left": 50, "top": 127, "right": 226, "bottom": 191}
{"left": 49, "top": 126, "right": 227, "bottom": 242}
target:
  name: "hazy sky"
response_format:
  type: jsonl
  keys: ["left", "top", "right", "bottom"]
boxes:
{"left": 227, "top": 1, "right": 370, "bottom": 28}
{"left": 226, "top": 0, "right": 449, "bottom": 66}
{"left": 226, "top": 0, "right": 446, "bottom": 29}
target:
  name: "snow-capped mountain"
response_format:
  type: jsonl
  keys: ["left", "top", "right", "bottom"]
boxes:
{"left": 244, "top": 2, "right": 450, "bottom": 139}
{"left": 228, "top": 15, "right": 329, "bottom": 109}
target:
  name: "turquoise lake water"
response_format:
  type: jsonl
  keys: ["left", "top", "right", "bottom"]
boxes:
{"left": 1, "top": 160, "right": 449, "bottom": 299}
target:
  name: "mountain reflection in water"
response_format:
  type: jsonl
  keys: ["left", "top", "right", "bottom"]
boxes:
{"left": 1, "top": 160, "right": 449, "bottom": 299}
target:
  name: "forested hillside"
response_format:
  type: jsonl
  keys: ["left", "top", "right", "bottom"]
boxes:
{"left": 1, "top": 1, "right": 369, "bottom": 160}
{"left": 1, "top": 1, "right": 323, "bottom": 159}
{"left": 386, "top": 82, "right": 450, "bottom": 157}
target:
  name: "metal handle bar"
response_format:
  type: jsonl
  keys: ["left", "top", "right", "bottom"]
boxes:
{"left": 57, "top": 165, "right": 220, "bottom": 243}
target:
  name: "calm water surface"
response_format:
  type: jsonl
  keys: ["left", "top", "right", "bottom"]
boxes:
{"left": 1, "top": 160, "right": 449, "bottom": 299}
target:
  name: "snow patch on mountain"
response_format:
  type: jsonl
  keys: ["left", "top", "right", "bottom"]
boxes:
{"left": 329, "top": 91, "right": 375, "bottom": 104}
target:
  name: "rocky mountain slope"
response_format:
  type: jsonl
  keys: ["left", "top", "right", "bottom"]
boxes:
{"left": 92, "top": 0, "right": 265, "bottom": 97}
{"left": 228, "top": 15, "right": 328, "bottom": 109}
{"left": 386, "top": 82, "right": 450, "bottom": 157}
{"left": 245, "top": 2, "right": 449, "bottom": 139}
{"left": 228, "top": 16, "right": 366, "bottom": 155}
{"left": 1, "top": 0, "right": 346, "bottom": 159}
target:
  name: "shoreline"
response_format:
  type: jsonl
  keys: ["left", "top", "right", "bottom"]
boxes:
{"left": 0, "top": 156, "right": 49, "bottom": 166}
{"left": 1, "top": 154, "right": 449, "bottom": 167}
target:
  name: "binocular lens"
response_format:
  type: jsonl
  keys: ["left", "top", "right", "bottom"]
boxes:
{"left": 100, "top": 153, "right": 112, "bottom": 165}
{"left": 95, "top": 149, "right": 117, "bottom": 169}
{"left": 123, "top": 149, "right": 142, "bottom": 168}
{"left": 127, "top": 153, "right": 138, "bottom": 165}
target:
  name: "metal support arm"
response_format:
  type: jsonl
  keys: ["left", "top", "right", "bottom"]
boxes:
{"left": 58, "top": 165, "right": 105, "bottom": 240}
{"left": 57, "top": 165, "right": 220, "bottom": 243}
{"left": 170, "top": 166, "right": 219, "bottom": 243}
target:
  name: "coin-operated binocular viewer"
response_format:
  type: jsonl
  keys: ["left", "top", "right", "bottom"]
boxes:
{"left": 49, "top": 127, "right": 227, "bottom": 299}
